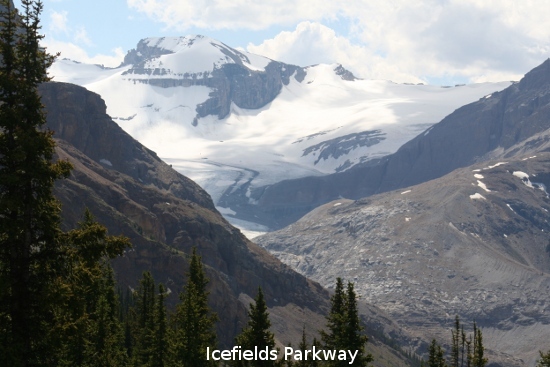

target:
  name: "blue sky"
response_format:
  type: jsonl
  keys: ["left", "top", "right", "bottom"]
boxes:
{"left": 13, "top": 0, "right": 550, "bottom": 85}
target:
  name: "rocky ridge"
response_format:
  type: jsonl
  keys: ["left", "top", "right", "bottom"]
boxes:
{"left": 120, "top": 36, "right": 309, "bottom": 122}
{"left": 257, "top": 154, "right": 550, "bottom": 366}
{"left": 50, "top": 40, "right": 509, "bottom": 236}
{"left": 40, "top": 81, "right": 415, "bottom": 366}
{"left": 40, "top": 81, "right": 327, "bottom": 346}
{"left": 245, "top": 59, "right": 550, "bottom": 229}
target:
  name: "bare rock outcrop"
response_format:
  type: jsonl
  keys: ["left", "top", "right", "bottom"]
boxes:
{"left": 245, "top": 59, "right": 550, "bottom": 229}
{"left": 257, "top": 154, "right": 550, "bottom": 366}
{"left": 39, "top": 82, "right": 416, "bottom": 365}
{"left": 40, "top": 81, "right": 328, "bottom": 347}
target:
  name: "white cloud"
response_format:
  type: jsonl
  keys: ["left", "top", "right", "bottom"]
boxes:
{"left": 74, "top": 27, "right": 92, "bottom": 46}
{"left": 127, "top": 0, "right": 550, "bottom": 83}
{"left": 44, "top": 8, "right": 124, "bottom": 68}
{"left": 126, "top": 0, "right": 339, "bottom": 30}
{"left": 247, "top": 22, "right": 423, "bottom": 83}
{"left": 49, "top": 10, "right": 68, "bottom": 33}
{"left": 48, "top": 10, "right": 95, "bottom": 48}
{"left": 44, "top": 38, "right": 125, "bottom": 68}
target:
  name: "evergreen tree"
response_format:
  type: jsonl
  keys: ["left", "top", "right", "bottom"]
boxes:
{"left": 131, "top": 271, "right": 157, "bottom": 367}
{"left": 152, "top": 283, "right": 169, "bottom": 367}
{"left": 537, "top": 349, "right": 550, "bottom": 367}
{"left": 234, "top": 287, "right": 277, "bottom": 367}
{"left": 52, "top": 210, "right": 129, "bottom": 366}
{"left": 451, "top": 316, "right": 460, "bottom": 367}
{"left": 284, "top": 342, "right": 294, "bottom": 367}
{"left": 127, "top": 272, "right": 171, "bottom": 367}
{"left": 295, "top": 326, "right": 309, "bottom": 367}
{"left": 427, "top": 339, "right": 447, "bottom": 367}
{"left": 295, "top": 326, "right": 321, "bottom": 367}
{"left": 465, "top": 338, "right": 472, "bottom": 367}
{"left": 321, "top": 278, "right": 372, "bottom": 367}
{"left": 471, "top": 323, "right": 486, "bottom": 367}
{"left": 321, "top": 278, "right": 346, "bottom": 353}
{"left": 344, "top": 282, "right": 372, "bottom": 367}
{"left": 310, "top": 338, "right": 321, "bottom": 367}
{"left": 0, "top": 0, "right": 71, "bottom": 365}
{"left": 173, "top": 247, "right": 218, "bottom": 367}
{"left": 82, "top": 266, "right": 128, "bottom": 367}
{"left": 424, "top": 318, "right": 487, "bottom": 367}
{"left": 450, "top": 316, "right": 468, "bottom": 367}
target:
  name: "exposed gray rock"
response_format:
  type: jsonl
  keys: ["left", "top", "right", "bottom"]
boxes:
{"left": 256, "top": 154, "right": 550, "bottom": 366}
{"left": 40, "top": 81, "right": 420, "bottom": 363}
{"left": 121, "top": 36, "right": 307, "bottom": 121}
{"left": 243, "top": 59, "right": 550, "bottom": 229}
{"left": 302, "top": 130, "right": 386, "bottom": 166}
{"left": 333, "top": 64, "right": 357, "bottom": 81}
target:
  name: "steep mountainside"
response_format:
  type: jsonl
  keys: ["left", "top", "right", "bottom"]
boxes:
{"left": 40, "top": 81, "right": 415, "bottom": 365}
{"left": 247, "top": 59, "right": 550, "bottom": 229}
{"left": 257, "top": 154, "right": 550, "bottom": 367}
{"left": 40, "top": 81, "right": 325, "bottom": 346}
{"left": 50, "top": 37, "right": 510, "bottom": 233}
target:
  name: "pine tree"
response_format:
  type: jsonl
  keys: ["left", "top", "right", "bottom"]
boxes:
{"left": 152, "top": 283, "right": 168, "bottom": 367}
{"left": 424, "top": 318, "right": 488, "bottom": 367}
{"left": 0, "top": 0, "right": 71, "bottom": 365}
{"left": 451, "top": 316, "right": 460, "bottom": 367}
{"left": 285, "top": 342, "right": 295, "bottom": 367}
{"left": 310, "top": 337, "right": 321, "bottom": 367}
{"left": 296, "top": 326, "right": 322, "bottom": 367}
{"left": 537, "top": 349, "right": 550, "bottom": 367}
{"left": 295, "top": 326, "right": 309, "bottom": 367}
{"left": 52, "top": 210, "right": 129, "bottom": 366}
{"left": 321, "top": 278, "right": 346, "bottom": 353}
{"left": 471, "top": 323, "right": 486, "bottom": 367}
{"left": 427, "top": 339, "right": 447, "bottom": 367}
{"left": 234, "top": 287, "right": 277, "bottom": 367}
{"left": 173, "top": 247, "right": 218, "bottom": 367}
{"left": 344, "top": 282, "right": 372, "bottom": 367}
{"left": 82, "top": 266, "right": 128, "bottom": 367}
{"left": 131, "top": 271, "right": 157, "bottom": 367}
{"left": 321, "top": 278, "right": 372, "bottom": 367}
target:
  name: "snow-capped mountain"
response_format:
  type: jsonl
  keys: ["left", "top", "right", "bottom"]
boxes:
{"left": 49, "top": 35, "right": 511, "bottom": 235}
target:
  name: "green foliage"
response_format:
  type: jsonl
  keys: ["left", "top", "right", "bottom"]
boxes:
{"left": 427, "top": 339, "right": 447, "bottom": 367}
{"left": 450, "top": 316, "right": 460, "bottom": 367}
{"left": 321, "top": 278, "right": 373, "bottom": 367}
{"left": 424, "top": 317, "right": 487, "bottom": 367}
{"left": 130, "top": 271, "right": 158, "bottom": 367}
{"left": 0, "top": 1, "right": 72, "bottom": 364}
{"left": 52, "top": 210, "right": 130, "bottom": 366}
{"left": 152, "top": 284, "right": 169, "bottom": 367}
{"left": 172, "top": 247, "right": 218, "bottom": 367}
{"left": 537, "top": 349, "right": 550, "bottom": 367}
{"left": 295, "top": 326, "right": 320, "bottom": 367}
{"left": 471, "top": 323, "right": 487, "bottom": 367}
{"left": 234, "top": 287, "right": 277, "bottom": 367}
{"left": 321, "top": 278, "right": 346, "bottom": 352}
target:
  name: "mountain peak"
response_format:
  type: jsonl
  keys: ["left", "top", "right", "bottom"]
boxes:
{"left": 333, "top": 64, "right": 357, "bottom": 81}
{"left": 122, "top": 35, "right": 272, "bottom": 74}
{"left": 518, "top": 57, "right": 550, "bottom": 90}
{"left": 141, "top": 35, "right": 209, "bottom": 53}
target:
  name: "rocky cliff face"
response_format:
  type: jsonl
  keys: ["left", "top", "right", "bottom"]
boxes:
{"left": 245, "top": 59, "right": 550, "bottom": 229}
{"left": 40, "top": 81, "right": 328, "bottom": 346}
{"left": 40, "top": 82, "right": 415, "bottom": 365}
{"left": 257, "top": 154, "right": 550, "bottom": 367}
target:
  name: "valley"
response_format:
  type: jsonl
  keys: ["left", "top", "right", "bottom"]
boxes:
{"left": 2, "top": 0, "right": 550, "bottom": 366}
{"left": 50, "top": 36, "right": 511, "bottom": 233}
{"left": 44, "top": 36, "right": 550, "bottom": 366}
